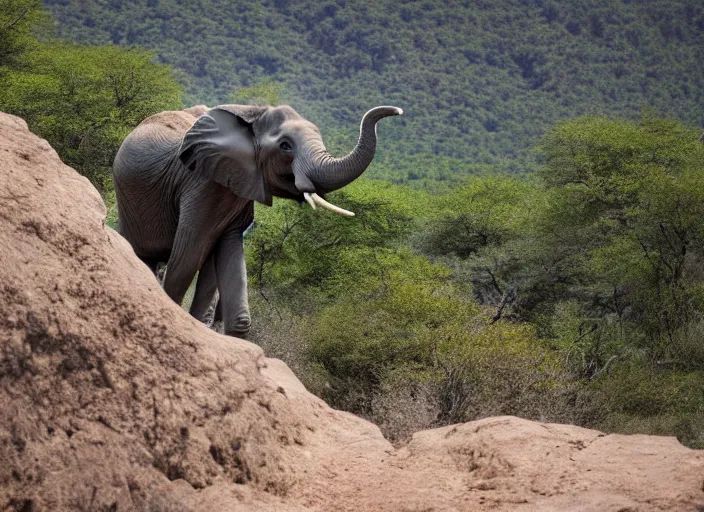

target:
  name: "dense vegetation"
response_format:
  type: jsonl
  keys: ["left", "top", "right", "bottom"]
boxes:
{"left": 42, "top": 0, "right": 704, "bottom": 184}
{"left": 246, "top": 117, "right": 704, "bottom": 446}
{"left": 2, "top": 1, "right": 703, "bottom": 448}
{"left": 0, "top": 0, "right": 182, "bottom": 192}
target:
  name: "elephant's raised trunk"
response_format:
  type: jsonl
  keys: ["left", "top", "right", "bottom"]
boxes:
{"left": 307, "top": 106, "right": 403, "bottom": 193}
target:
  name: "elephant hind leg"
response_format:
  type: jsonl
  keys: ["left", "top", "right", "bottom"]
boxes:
{"left": 189, "top": 251, "right": 218, "bottom": 323}
{"left": 205, "top": 296, "right": 224, "bottom": 334}
{"left": 214, "top": 228, "right": 251, "bottom": 337}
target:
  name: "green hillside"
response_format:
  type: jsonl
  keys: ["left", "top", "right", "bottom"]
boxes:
{"left": 42, "top": 0, "right": 704, "bottom": 184}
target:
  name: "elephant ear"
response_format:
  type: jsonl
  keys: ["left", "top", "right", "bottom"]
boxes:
{"left": 179, "top": 108, "right": 272, "bottom": 205}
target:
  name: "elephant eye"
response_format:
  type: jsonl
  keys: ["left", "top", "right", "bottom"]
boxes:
{"left": 279, "top": 140, "right": 293, "bottom": 152}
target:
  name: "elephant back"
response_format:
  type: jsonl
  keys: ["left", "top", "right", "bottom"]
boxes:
{"left": 138, "top": 108, "right": 209, "bottom": 138}
{"left": 114, "top": 108, "right": 209, "bottom": 182}
{"left": 116, "top": 107, "right": 213, "bottom": 172}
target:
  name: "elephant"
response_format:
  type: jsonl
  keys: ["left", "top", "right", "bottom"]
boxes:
{"left": 112, "top": 103, "right": 403, "bottom": 337}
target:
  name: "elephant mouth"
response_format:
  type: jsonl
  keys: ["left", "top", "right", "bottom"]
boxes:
{"left": 264, "top": 172, "right": 352, "bottom": 215}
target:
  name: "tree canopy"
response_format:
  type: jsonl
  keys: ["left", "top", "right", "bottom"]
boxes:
{"left": 0, "top": 1, "right": 182, "bottom": 191}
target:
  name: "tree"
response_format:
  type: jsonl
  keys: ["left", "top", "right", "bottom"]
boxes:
{"left": 246, "top": 179, "right": 418, "bottom": 306}
{"left": 1, "top": 43, "right": 182, "bottom": 190}
{"left": 537, "top": 115, "right": 704, "bottom": 365}
{"left": 0, "top": 0, "right": 48, "bottom": 69}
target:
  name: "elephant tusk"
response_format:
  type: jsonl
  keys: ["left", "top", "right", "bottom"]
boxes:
{"left": 303, "top": 192, "right": 317, "bottom": 210}
{"left": 310, "top": 193, "right": 355, "bottom": 217}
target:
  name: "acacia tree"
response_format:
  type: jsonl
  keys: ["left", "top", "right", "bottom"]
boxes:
{"left": 537, "top": 116, "right": 704, "bottom": 368}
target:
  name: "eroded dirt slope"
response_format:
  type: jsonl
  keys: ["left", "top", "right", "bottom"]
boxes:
{"left": 1, "top": 112, "right": 703, "bottom": 511}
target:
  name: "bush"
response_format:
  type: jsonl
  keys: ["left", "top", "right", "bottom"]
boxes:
{"left": 305, "top": 258, "right": 580, "bottom": 441}
{"left": 591, "top": 362, "right": 704, "bottom": 448}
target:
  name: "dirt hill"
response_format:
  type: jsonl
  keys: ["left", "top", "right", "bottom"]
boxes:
{"left": 1, "top": 111, "right": 703, "bottom": 511}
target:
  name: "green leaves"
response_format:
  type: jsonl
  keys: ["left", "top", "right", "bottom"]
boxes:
{"left": 229, "top": 81, "right": 283, "bottom": 106}
{"left": 0, "top": 3, "right": 183, "bottom": 193}
{"left": 246, "top": 180, "right": 418, "bottom": 301}
{"left": 534, "top": 115, "right": 704, "bottom": 364}
{"left": 419, "top": 175, "right": 536, "bottom": 258}
{"left": 0, "top": 0, "right": 49, "bottom": 68}
{"left": 245, "top": 177, "right": 568, "bottom": 428}
{"left": 1, "top": 42, "right": 182, "bottom": 191}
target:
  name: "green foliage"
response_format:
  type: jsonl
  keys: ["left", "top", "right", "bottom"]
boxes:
{"left": 0, "top": 0, "right": 48, "bottom": 68}
{"left": 43, "top": 0, "right": 704, "bottom": 184}
{"left": 246, "top": 178, "right": 578, "bottom": 440}
{"left": 418, "top": 175, "right": 536, "bottom": 258}
{"left": 592, "top": 362, "right": 704, "bottom": 448}
{"left": 230, "top": 80, "right": 283, "bottom": 106}
{"left": 104, "top": 188, "right": 118, "bottom": 229}
{"left": 246, "top": 179, "right": 420, "bottom": 305}
{"left": 421, "top": 117, "right": 704, "bottom": 359}
{"left": 302, "top": 255, "right": 576, "bottom": 434}
{"left": 536, "top": 116, "right": 704, "bottom": 360}
{"left": 305, "top": 248, "right": 463, "bottom": 405}
{"left": 399, "top": 114, "right": 704, "bottom": 444}
{"left": 245, "top": 114, "right": 704, "bottom": 444}
{"left": 1, "top": 42, "right": 182, "bottom": 191}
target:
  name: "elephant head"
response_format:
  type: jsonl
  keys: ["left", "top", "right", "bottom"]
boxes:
{"left": 178, "top": 104, "right": 403, "bottom": 215}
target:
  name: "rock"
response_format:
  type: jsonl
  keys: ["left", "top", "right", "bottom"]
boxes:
{"left": 1, "top": 111, "right": 702, "bottom": 511}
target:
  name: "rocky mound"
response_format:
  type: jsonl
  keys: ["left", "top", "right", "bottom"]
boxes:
{"left": 1, "top": 111, "right": 703, "bottom": 511}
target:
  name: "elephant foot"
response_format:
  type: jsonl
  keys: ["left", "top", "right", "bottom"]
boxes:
{"left": 209, "top": 315, "right": 250, "bottom": 338}
{"left": 226, "top": 315, "right": 251, "bottom": 338}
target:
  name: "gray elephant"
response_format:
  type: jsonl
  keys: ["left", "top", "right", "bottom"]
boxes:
{"left": 112, "top": 103, "right": 402, "bottom": 337}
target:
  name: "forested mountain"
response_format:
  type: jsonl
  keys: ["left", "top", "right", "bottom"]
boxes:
{"left": 43, "top": 0, "right": 704, "bottom": 184}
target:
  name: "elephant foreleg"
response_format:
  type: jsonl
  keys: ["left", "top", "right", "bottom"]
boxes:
{"left": 163, "top": 220, "right": 215, "bottom": 306}
{"left": 214, "top": 227, "right": 251, "bottom": 337}
{"left": 189, "top": 251, "right": 218, "bottom": 323}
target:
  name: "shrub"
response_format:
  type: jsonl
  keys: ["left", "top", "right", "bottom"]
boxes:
{"left": 591, "top": 362, "right": 704, "bottom": 448}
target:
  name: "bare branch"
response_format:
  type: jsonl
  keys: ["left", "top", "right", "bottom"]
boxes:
{"left": 489, "top": 290, "right": 510, "bottom": 324}
{"left": 485, "top": 267, "right": 503, "bottom": 297}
